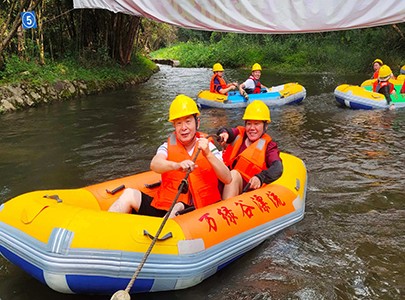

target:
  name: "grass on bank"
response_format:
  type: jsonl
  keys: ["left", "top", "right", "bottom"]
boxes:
{"left": 0, "top": 54, "right": 157, "bottom": 88}
{"left": 150, "top": 30, "right": 405, "bottom": 74}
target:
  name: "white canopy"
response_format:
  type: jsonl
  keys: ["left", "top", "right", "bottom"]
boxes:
{"left": 73, "top": 0, "right": 405, "bottom": 33}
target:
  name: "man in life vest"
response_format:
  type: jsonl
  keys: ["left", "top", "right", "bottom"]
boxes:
{"left": 372, "top": 65, "right": 397, "bottom": 110}
{"left": 239, "top": 63, "right": 269, "bottom": 100}
{"left": 217, "top": 100, "right": 282, "bottom": 199}
{"left": 109, "top": 95, "right": 231, "bottom": 217}
{"left": 210, "top": 63, "right": 238, "bottom": 95}
{"left": 372, "top": 59, "right": 383, "bottom": 79}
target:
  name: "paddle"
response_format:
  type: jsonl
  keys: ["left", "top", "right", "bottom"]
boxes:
{"left": 110, "top": 148, "right": 201, "bottom": 300}
{"left": 242, "top": 182, "right": 251, "bottom": 193}
{"left": 241, "top": 90, "right": 249, "bottom": 101}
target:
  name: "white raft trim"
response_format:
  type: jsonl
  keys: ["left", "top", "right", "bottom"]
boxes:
{"left": 178, "top": 238, "right": 205, "bottom": 255}
{"left": 48, "top": 228, "right": 74, "bottom": 255}
{"left": 44, "top": 272, "right": 74, "bottom": 294}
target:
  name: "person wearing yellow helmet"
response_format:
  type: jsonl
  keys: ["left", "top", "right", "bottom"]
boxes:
{"left": 217, "top": 100, "right": 282, "bottom": 199}
{"left": 372, "top": 65, "right": 397, "bottom": 109}
{"left": 109, "top": 94, "right": 231, "bottom": 217}
{"left": 239, "top": 63, "right": 268, "bottom": 100}
{"left": 372, "top": 59, "right": 383, "bottom": 79}
{"left": 371, "top": 59, "right": 396, "bottom": 80}
{"left": 210, "top": 63, "right": 238, "bottom": 95}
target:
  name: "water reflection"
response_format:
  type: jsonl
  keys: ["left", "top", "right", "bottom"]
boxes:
{"left": 0, "top": 65, "right": 405, "bottom": 300}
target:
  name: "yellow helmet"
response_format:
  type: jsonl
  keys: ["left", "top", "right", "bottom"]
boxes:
{"left": 378, "top": 65, "right": 392, "bottom": 79}
{"left": 168, "top": 94, "right": 200, "bottom": 122}
{"left": 243, "top": 100, "right": 271, "bottom": 122}
{"left": 373, "top": 59, "right": 383, "bottom": 66}
{"left": 251, "top": 63, "right": 262, "bottom": 72}
{"left": 212, "top": 63, "right": 224, "bottom": 72}
{"left": 400, "top": 65, "right": 405, "bottom": 75}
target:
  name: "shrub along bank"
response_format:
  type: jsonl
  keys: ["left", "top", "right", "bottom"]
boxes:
{"left": 0, "top": 55, "right": 158, "bottom": 114}
{"left": 150, "top": 29, "right": 405, "bottom": 74}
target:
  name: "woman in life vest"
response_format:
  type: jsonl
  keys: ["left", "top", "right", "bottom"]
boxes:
{"left": 372, "top": 59, "right": 383, "bottom": 79}
{"left": 372, "top": 65, "right": 397, "bottom": 109}
{"left": 210, "top": 63, "right": 238, "bottom": 95}
{"left": 108, "top": 95, "right": 231, "bottom": 217}
{"left": 239, "top": 63, "right": 269, "bottom": 100}
{"left": 217, "top": 100, "right": 282, "bottom": 199}
{"left": 372, "top": 59, "right": 396, "bottom": 80}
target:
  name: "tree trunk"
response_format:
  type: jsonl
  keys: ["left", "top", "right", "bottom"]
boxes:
{"left": 17, "top": 25, "right": 25, "bottom": 60}
{"left": 392, "top": 24, "right": 404, "bottom": 40}
{"left": 36, "top": 0, "right": 45, "bottom": 65}
{"left": 110, "top": 13, "right": 140, "bottom": 65}
{"left": 0, "top": 0, "right": 42, "bottom": 63}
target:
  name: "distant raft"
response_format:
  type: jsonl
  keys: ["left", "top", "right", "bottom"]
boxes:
{"left": 197, "top": 83, "right": 306, "bottom": 109}
{"left": 0, "top": 152, "right": 307, "bottom": 295}
{"left": 334, "top": 78, "right": 405, "bottom": 110}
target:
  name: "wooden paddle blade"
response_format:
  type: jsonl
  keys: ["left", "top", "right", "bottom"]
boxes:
{"left": 110, "top": 290, "right": 131, "bottom": 300}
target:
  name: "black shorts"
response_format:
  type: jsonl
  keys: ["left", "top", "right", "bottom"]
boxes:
{"left": 135, "top": 192, "right": 167, "bottom": 217}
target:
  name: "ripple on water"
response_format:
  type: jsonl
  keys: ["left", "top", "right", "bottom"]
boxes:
{"left": 1, "top": 66, "right": 405, "bottom": 300}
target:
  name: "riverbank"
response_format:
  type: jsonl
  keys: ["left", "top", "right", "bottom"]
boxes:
{"left": 0, "top": 55, "right": 158, "bottom": 114}
{"left": 149, "top": 29, "right": 405, "bottom": 74}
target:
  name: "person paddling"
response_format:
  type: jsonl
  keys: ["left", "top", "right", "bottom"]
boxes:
{"left": 239, "top": 63, "right": 269, "bottom": 100}
{"left": 372, "top": 65, "right": 397, "bottom": 110}
{"left": 210, "top": 63, "right": 238, "bottom": 95}
{"left": 108, "top": 94, "right": 231, "bottom": 217}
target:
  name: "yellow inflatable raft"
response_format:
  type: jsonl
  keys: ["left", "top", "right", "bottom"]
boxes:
{"left": 0, "top": 152, "right": 307, "bottom": 295}
{"left": 334, "top": 78, "right": 405, "bottom": 110}
{"left": 197, "top": 83, "right": 306, "bottom": 109}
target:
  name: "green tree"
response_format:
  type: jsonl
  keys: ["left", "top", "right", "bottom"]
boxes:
{"left": 0, "top": 0, "right": 42, "bottom": 70}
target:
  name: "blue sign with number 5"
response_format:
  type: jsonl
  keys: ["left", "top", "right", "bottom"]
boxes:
{"left": 21, "top": 11, "right": 37, "bottom": 29}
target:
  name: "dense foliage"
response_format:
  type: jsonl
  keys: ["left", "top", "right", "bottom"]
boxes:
{"left": 0, "top": 0, "right": 404, "bottom": 86}
{"left": 150, "top": 25, "right": 405, "bottom": 74}
{"left": 0, "top": 54, "right": 155, "bottom": 86}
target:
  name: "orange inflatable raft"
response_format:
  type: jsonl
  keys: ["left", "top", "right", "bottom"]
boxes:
{"left": 0, "top": 152, "right": 307, "bottom": 295}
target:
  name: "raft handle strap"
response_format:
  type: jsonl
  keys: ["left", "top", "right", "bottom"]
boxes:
{"left": 144, "top": 181, "right": 161, "bottom": 189}
{"left": 143, "top": 230, "right": 173, "bottom": 241}
{"left": 106, "top": 184, "right": 125, "bottom": 195}
{"left": 43, "top": 194, "right": 63, "bottom": 203}
{"left": 295, "top": 179, "right": 300, "bottom": 191}
{"left": 175, "top": 206, "right": 195, "bottom": 216}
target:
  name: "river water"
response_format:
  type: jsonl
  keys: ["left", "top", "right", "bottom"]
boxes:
{"left": 1, "top": 65, "right": 404, "bottom": 300}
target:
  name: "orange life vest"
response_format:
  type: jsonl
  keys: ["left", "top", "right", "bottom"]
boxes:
{"left": 373, "top": 70, "right": 379, "bottom": 79}
{"left": 152, "top": 132, "right": 221, "bottom": 210}
{"left": 210, "top": 74, "right": 228, "bottom": 94}
{"left": 373, "top": 80, "right": 394, "bottom": 93}
{"left": 222, "top": 126, "right": 272, "bottom": 182}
